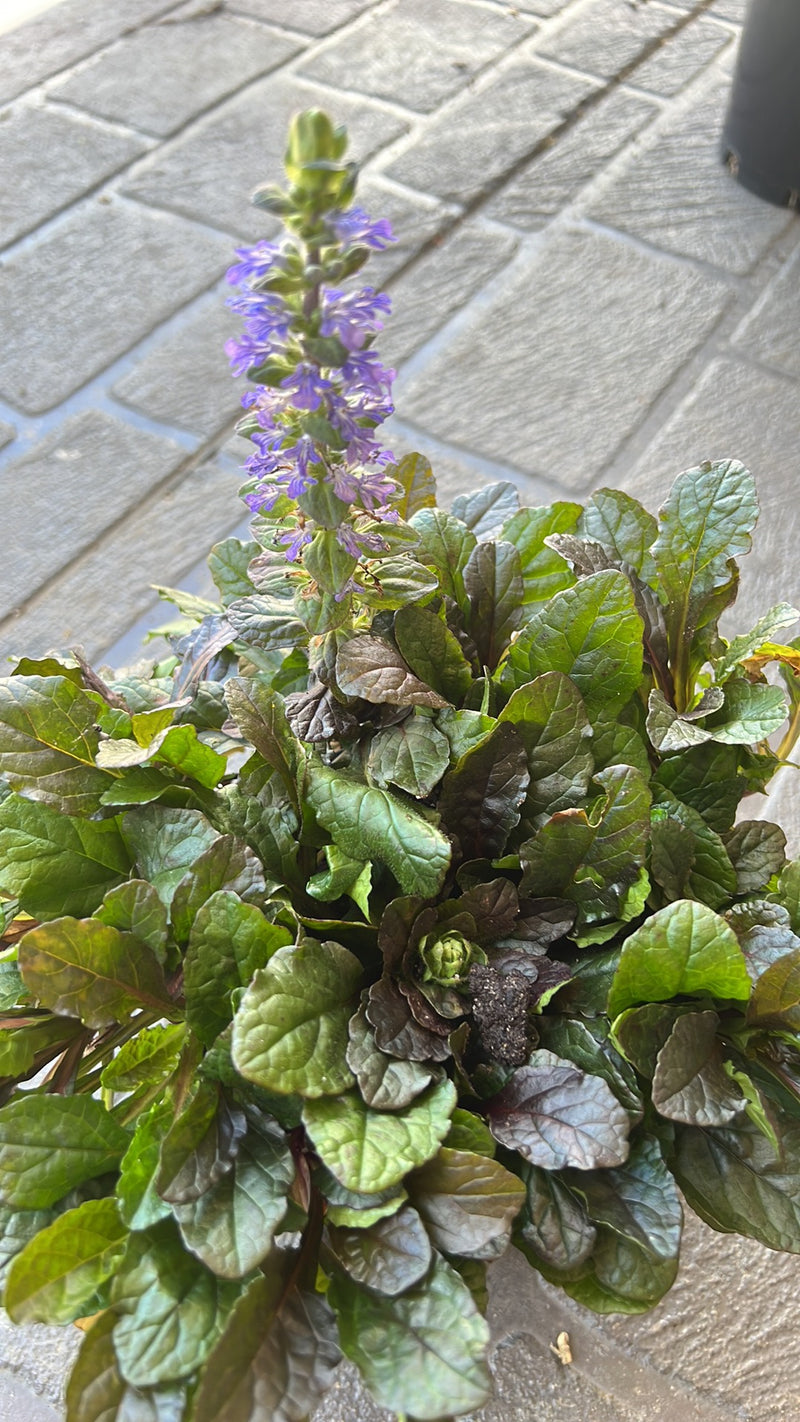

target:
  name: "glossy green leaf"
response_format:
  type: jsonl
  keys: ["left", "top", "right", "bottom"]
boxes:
{"left": 409, "top": 1146, "right": 524, "bottom": 1260}
{"left": 170, "top": 836, "right": 266, "bottom": 943}
{"left": 368, "top": 714, "right": 451, "bottom": 799}
{"left": 191, "top": 1265, "right": 341, "bottom": 1422}
{"left": 409, "top": 508, "right": 476, "bottom": 609}
{"left": 326, "top": 1203, "right": 432, "bottom": 1295}
{"left": 359, "top": 556, "right": 439, "bottom": 610}
{"left": 0, "top": 675, "right": 112, "bottom": 814}
{"left": 306, "top": 844, "right": 372, "bottom": 918}
{"left": 391, "top": 451, "right": 437, "bottom": 519}
{"left": 329, "top": 1253, "right": 491, "bottom": 1420}
{"left": 155, "top": 1085, "right": 246, "bottom": 1205}
{"left": 173, "top": 1112, "right": 293, "bottom": 1278}
{"left": 0, "top": 793, "right": 129, "bottom": 919}
{"left": 208, "top": 537, "right": 260, "bottom": 606}
{"left": 184, "top": 891, "right": 291, "bottom": 1047}
{"left": 497, "top": 672, "right": 592, "bottom": 827}
{"left": 572, "top": 1136, "right": 682, "bottom": 1262}
{"left": 93, "top": 881, "right": 168, "bottom": 960}
{"left": 673, "top": 1113, "right": 800, "bottom": 1252}
{"left": 112, "top": 1220, "right": 240, "bottom": 1386}
{"left": 66, "top": 1311, "right": 187, "bottom": 1422}
{"left": 232, "top": 938, "right": 361, "bottom": 1098}
{"left": 463, "top": 539, "right": 523, "bottom": 671}
{"left": 452, "top": 481, "right": 519, "bottom": 537}
{"left": 302, "top": 1078, "right": 456, "bottom": 1193}
{"left": 652, "top": 791, "right": 737, "bottom": 909}
{"left": 516, "top": 1166, "right": 596, "bottom": 1276}
{"left": 651, "top": 1010, "right": 744, "bottom": 1125}
{"left": 394, "top": 604, "right": 474, "bottom": 707}
{"left": 537, "top": 1017, "right": 643, "bottom": 1124}
{"left": 444, "top": 1109, "right": 496, "bottom": 1158}
{"left": 504, "top": 570, "right": 644, "bottom": 716}
{"left": 0, "top": 1094, "right": 129, "bottom": 1208}
{"left": 305, "top": 764, "right": 451, "bottom": 897}
{"left": 501, "top": 502, "right": 582, "bottom": 606}
{"left": 121, "top": 807, "right": 220, "bottom": 907}
{"left": 5, "top": 1197, "right": 128, "bottom": 1324}
{"left": 116, "top": 1099, "right": 173, "bottom": 1232}
{"left": 487, "top": 1050, "right": 631, "bottom": 1170}
{"left": 716, "top": 602, "right": 799, "bottom": 682}
{"left": 724, "top": 819, "right": 786, "bottom": 894}
{"left": 437, "top": 722, "right": 529, "bottom": 860}
{"left": 0, "top": 1203, "right": 56, "bottom": 1292}
{"left": 578, "top": 488, "right": 658, "bottom": 579}
{"left": 747, "top": 948, "right": 800, "bottom": 1031}
{"left": 607, "top": 899, "right": 751, "bottom": 1017}
{"left": 19, "top": 917, "right": 173, "bottom": 1029}
{"left": 223, "top": 680, "right": 301, "bottom": 809}
{"left": 101, "top": 1024, "right": 185, "bottom": 1094}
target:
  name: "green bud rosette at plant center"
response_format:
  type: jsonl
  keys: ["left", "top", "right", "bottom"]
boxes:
{"left": 2, "top": 109, "right": 800, "bottom": 1422}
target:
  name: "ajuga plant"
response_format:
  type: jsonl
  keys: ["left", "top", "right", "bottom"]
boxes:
{"left": 2, "top": 111, "right": 800, "bottom": 1422}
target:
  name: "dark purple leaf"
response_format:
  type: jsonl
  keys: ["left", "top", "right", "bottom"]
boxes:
{"left": 438, "top": 723, "right": 529, "bottom": 861}
{"left": 487, "top": 1050, "right": 631, "bottom": 1169}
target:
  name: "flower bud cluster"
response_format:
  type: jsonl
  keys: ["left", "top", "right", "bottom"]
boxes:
{"left": 225, "top": 111, "right": 400, "bottom": 591}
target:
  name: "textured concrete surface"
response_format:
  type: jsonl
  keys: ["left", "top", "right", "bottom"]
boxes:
{"left": 2, "top": 0, "right": 800, "bottom": 1418}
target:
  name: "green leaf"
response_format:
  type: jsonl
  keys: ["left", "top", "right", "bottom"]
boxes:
{"left": 121, "top": 806, "right": 220, "bottom": 907}
{"left": 716, "top": 602, "right": 799, "bottom": 682}
{"left": 452, "top": 481, "right": 519, "bottom": 538}
{"left": 654, "top": 742, "right": 744, "bottom": 834}
{"left": 155, "top": 1085, "right": 245, "bottom": 1205}
{"left": 116, "top": 1099, "right": 173, "bottom": 1232}
{"left": 0, "top": 1014, "right": 84, "bottom": 1077}
{"left": 170, "top": 836, "right": 266, "bottom": 943}
{"left": 504, "top": 570, "right": 644, "bottom": 716}
{"left": 724, "top": 820, "right": 786, "bottom": 894}
{"left": 463, "top": 539, "right": 523, "bottom": 671}
{"left": 438, "top": 723, "right": 529, "bottom": 860}
{"left": 305, "top": 763, "right": 451, "bottom": 897}
{"left": 173, "top": 1111, "right": 293, "bottom": 1279}
{"left": 358, "top": 556, "right": 440, "bottom": 611}
{"left": 516, "top": 1166, "right": 596, "bottom": 1276}
{"left": 303, "top": 529, "right": 358, "bottom": 597}
{"left": 497, "top": 672, "right": 592, "bottom": 828}
{"left": 97, "top": 724, "right": 227, "bottom": 790}
{"left": 0, "top": 1203, "right": 55, "bottom": 1293}
{"left": 5, "top": 1197, "right": 128, "bottom": 1324}
{"left": 190, "top": 1265, "right": 341, "bottom": 1422}
{"left": 0, "top": 675, "right": 112, "bottom": 814}
{"left": 346, "top": 1002, "right": 436, "bottom": 1110}
{"left": 673, "top": 1113, "right": 800, "bottom": 1252}
{"left": 727, "top": 900, "right": 800, "bottom": 981}
{"left": 747, "top": 948, "right": 800, "bottom": 1031}
{"left": 650, "top": 1010, "right": 744, "bottom": 1125}
{"left": 226, "top": 594, "right": 306, "bottom": 652}
{"left": 184, "top": 892, "right": 291, "bottom": 1047}
{"left": 208, "top": 538, "right": 260, "bottom": 606}
{"left": 66, "top": 1311, "right": 187, "bottom": 1422}
{"left": 566, "top": 1227, "right": 678, "bottom": 1312}
{"left": 773, "top": 859, "right": 800, "bottom": 933}
{"left": 223, "top": 680, "right": 301, "bottom": 810}
{"left": 409, "top": 1146, "right": 524, "bottom": 1260}
{"left": 536, "top": 1017, "right": 643, "bottom": 1124}
{"left": 394, "top": 604, "right": 474, "bottom": 707}
{"left": 0, "top": 793, "right": 129, "bottom": 919}
{"left": 112, "top": 1220, "right": 240, "bottom": 1386}
{"left": 409, "top": 508, "right": 476, "bottom": 609}
{"left": 708, "top": 679, "right": 788, "bottom": 744}
{"left": 326, "top": 1203, "right": 432, "bottom": 1295}
{"left": 578, "top": 488, "right": 658, "bottom": 579}
{"left": 487, "top": 1050, "right": 631, "bottom": 1170}
{"left": 444, "top": 1109, "right": 496, "bottom": 1158}
{"left": 232, "top": 938, "right": 362, "bottom": 1098}
{"left": 607, "top": 899, "right": 751, "bottom": 1017}
{"left": 649, "top": 810, "right": 695, "bottom": 902}
{"left": 0, "top": 1094, "right": 129, "bottom": 1208}
{"left": 336, "top": 635, "right": 447, "bottom": 709}
{"left": 390, "top": 451, "right": 437, "bottom": 519}
{"left": 19, "top": 917, "right": 174, "bottom": 1028}
{"left": 501, "top": 502, "right": 582, "bottom": 606}
{"left": 93, "top": 881, "right": 168, "bottom": 960}
{"left": 652, "top": 792, "right": 737, "bottom": 909}
{"left": 306, "top": 844, "right": 372, "bottom": 918}
{"left": 101, "top": 1023, "right": 186, "bottom": 1093}
{"left": 329, "top": 1253, "right": 491, "bottom": 1420}
{"left": 573, "top": 1135, "right": 681, "bottom": 1267}
{"left": 303, "top": 1078, "right": 456, "bottom": 1193}
{"left": 368, "top": 714, "right": 451, "bottom": 801}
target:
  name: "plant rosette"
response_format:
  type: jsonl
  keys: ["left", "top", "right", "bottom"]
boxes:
{"left": 2, "top": 111, "right": 800, "bottom": 1422}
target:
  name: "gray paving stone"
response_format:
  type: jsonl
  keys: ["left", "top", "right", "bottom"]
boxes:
{"left": 0, "top": 0, "right": 181, "bottom": 105}
{"left": 629, "top": 16, "right": 732, "bottom": 95}
{"left": 0, "top": 200, "right": 230, "bottom": 414}
{"left": 0, "top": 424, "right": 15, "bottom": 451}
{"left": 300, "top": 0, "right": 535, "bottom": 113}
{"left": 385, "top": 56, "right": 597, "bottom": 205}
{"left": 50, "top": 12, "right": 301, "bottom": 138}
{"left": 485, "top": 86, "right": 657, "bottom": 230}
{"left": 732, "top": 243, "right": 800, "bottom": 378}
{"left": 0, "top": 1371, "right": 60, "bottom": 1422}
{"left": 227, "top": 0, "right": 377, "bottom": 31}
{"left": 400, "top": 227, "right": 730, "bottom": 490}
{"left": 0, "top": 460, "right": 244, "bottom": 665}
{"left": 0, "top": 1306, "right": 80, "bottom": 1408}
{"left": 486, "top": 0, "right": 575, "bottom": 16}
{"left": 0, "top": 103, "right": 146, "bottom": 250}
{"left": 587, "top": 75, "right": 793, "bottom": 274}
{"left": 620, "top": 357, "right": 800, "bottom": 633}
{"left": 0, "top": 411, "right": 186, "bottom": 621}
{"left": 353, "top": 178, "right": 458, "bottom": 280}
{"left": 381, "top": 221, "right": 517, "bottom": 367}
{"left": 122, "top": 74, "right": 408, "bottom": 238}
{"left": 535, "top": 0, "right": 680, "bottom": 80}
{"left": 710, "top": 0, "right": 748, "bottom": 21}
{"left": 113, "top": 297, "right": 241, "bottom": 436}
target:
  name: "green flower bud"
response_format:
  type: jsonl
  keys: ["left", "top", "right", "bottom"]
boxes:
{"left": 420, "top": 930, "right": 486, "bottom": 986}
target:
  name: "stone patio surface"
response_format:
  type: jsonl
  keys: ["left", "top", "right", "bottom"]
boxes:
{"left": 1, "top": 0, "right": 800, "bottom": 1418}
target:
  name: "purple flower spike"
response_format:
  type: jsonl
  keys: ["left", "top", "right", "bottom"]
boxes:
{"left": 226, "top": 240, "right": 283, "bottom": 286}
{"left": 320, "top": 287, "right": 392, "bottom": 352}
{"left": 280, "top": 363, "right": 333, "bottom": 411}
{"left": 330, "top": 206, "right": 397, "bottom": 251}
{"left": 278, "top": 524, "right": 313, "bottom": 562}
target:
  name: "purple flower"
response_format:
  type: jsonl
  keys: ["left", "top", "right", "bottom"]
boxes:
{"left": 342, "top": 350, "right": 395, "bottom": 396}
{"left": 278, "top": 524, "right": 313, "bottom": 562}
{"left": 280, "top": 362, "right": 333, "bottom": 411}
{"left": 330, "top": 207, "right": 396, "bottom": 250}
{"left": 225, "top": 332, "right": 268, "bottom": 378}
{"left": 226, "top": 240, "right": 283, "bottom": 286}
{"left": 320, "top": 286, "right": 392, "bottom": 352}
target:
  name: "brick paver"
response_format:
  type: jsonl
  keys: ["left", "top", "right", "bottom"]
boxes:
{"left": 2, "top": 0, "right": 800, "bottom": 1418}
